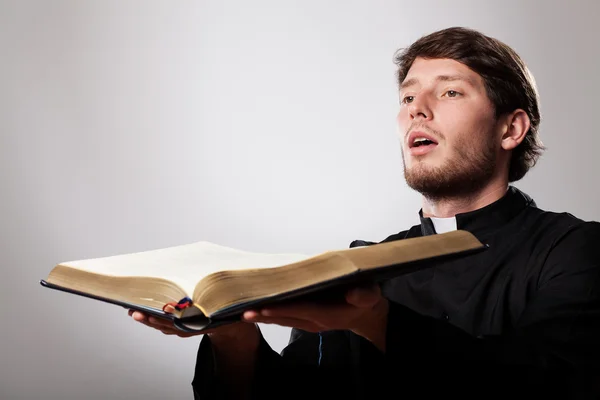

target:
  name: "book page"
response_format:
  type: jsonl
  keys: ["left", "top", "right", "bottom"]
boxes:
{"left": 60, "top": 242, "right": 311, "bottom": 296}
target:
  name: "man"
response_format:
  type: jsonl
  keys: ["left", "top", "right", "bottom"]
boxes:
{"left": 130, "top": 27, "right": 600, "bottom": 399}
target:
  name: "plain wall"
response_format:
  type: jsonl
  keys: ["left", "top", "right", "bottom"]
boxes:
{"left": 1, "top": 0, "right": 599, "bottom": 398}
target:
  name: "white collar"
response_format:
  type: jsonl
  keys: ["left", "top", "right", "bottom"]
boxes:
{"left": 430, "top": 216, "right": 458, "bottom": 234}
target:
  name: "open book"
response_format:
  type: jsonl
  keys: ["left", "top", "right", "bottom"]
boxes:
{"left": 40, "top": 230, "right": 485, "bottom": 332}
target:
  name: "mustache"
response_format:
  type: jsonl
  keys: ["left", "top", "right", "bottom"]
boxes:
{"left": 405, "top": 122, "right": 445, "bottom": 141}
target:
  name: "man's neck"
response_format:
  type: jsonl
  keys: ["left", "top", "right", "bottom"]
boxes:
{"left": 421, "top": 182, "right": 509, "bottom": 218}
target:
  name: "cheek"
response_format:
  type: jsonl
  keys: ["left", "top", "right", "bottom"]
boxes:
{"left": 438, "top": 104, "right": 466, "bottom": 129}
{"left": 441, "top": 104, "right": 491, "bottom": 139}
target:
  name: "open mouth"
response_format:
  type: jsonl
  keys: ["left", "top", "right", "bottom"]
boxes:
{"left": 407, "top": 132, "right": 439, "bottom": 155}
{"left": 411, "top": 138, "right": 437, "bottom": 147}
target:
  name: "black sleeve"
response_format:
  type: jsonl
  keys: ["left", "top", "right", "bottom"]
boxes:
{"left": 191, "top": 331, "right": 287, "bottom": 400}
{"left": 382, "top": 221, "right": 600, "bottom": 398}
{"left": 191, "top": 328, "right": 370, "bottom": 400}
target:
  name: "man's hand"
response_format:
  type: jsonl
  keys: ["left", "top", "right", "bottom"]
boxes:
{"left": 128, "top": 305, "right": 258, "bottom": 341}
{"left": 242, "top": 284, "right": 389, "bottom": 352}
{"left": 128, "top": 305, "right": 198, "bottom": 337}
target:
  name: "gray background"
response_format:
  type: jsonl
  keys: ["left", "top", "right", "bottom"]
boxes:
{"left": 1, "top": 0, "right": 599, "bottom": 399}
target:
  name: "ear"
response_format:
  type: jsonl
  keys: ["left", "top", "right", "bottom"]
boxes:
{"left": 500, "top": 110, "right": 530, "bottom": 151}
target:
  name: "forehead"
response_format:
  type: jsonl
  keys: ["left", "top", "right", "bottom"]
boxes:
{"left": 402, "top": 57, "right": 484, "bottom": 88}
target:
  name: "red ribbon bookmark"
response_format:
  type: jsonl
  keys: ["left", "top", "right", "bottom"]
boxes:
{"left": 162, "top": 297, "right": 193, "bottom": 312}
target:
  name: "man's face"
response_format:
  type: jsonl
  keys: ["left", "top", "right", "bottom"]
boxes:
{"left": 397, "top": 57, "right": 501, "bottom": 199}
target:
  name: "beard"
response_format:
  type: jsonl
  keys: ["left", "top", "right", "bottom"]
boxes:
{"left": 403, "top": 133, "right": 497, "bottom": 201}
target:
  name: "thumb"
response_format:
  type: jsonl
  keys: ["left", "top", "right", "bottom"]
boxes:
{"left": 164, "top": 304, "right": 176, "bottom": 313}
{"left": 345, "top": 284, "right": 382, "bottom": 308}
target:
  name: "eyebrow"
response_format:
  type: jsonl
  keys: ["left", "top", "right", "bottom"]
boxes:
{"left": 400, "top": 75, "right": 476, "bottom": 91}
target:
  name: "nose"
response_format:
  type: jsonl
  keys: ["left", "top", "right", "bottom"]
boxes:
{"left": 408, "top": 94, "right": 433, "bottom": 121}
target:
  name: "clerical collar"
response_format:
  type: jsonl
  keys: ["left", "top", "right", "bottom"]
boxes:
{"left": 418, "top": 186, "right": 535, "bottom": 237}
{"left": 430, "top": 217, "right": 458, "bottom": 234}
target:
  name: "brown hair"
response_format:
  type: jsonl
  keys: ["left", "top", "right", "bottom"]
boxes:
{"left": 394, "top": 27, "right": 544, "bottom": 182}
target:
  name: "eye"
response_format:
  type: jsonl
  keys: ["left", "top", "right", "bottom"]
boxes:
{"left": 401, "top": 95, "right": 415, "bottom": 104}
{"left": 444, "top": 90, "right": 461, "bottom": 98}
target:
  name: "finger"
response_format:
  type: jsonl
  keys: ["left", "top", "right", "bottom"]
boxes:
{"left": 260, "top": 302, "right": 345, "bottom": 317}
{"left": 245, "top": 315, "right": 322, "bottom": 332}
{"left": 135, "top": 317, "right": 161, "bottom": 330}
{"left": 127, "top": 309, "right": 198, "bottom": 337}
{"left": 147, "top": 316, "right": 177, "bottom": 328}
{"left": 135, "top": 316, "right": 193, "bottom": 336}
{"left": 131, "top": 311, "right": 148, "bottom": 322}
{"left": 131, "top": 312, "right": 170, "bottom": 329}
{"left": 258, "top": 302, "right": 352, "bottom": 326}
{"left": 345, "top": 284, "right": 382, "bottom": 308}
{"left": 156, "top": 322, "right": 204, "bottom": 337}
{"left": 159, "top": 327, "right": 186, "bottom": 335}
{"left": 242, "top": 310, "right": 260, "bottom": 320}
{"left": 163, "top": 305, "right": 176, "bottom": 313}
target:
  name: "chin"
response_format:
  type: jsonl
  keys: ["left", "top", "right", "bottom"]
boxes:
{"left": 406, "top": 158, "right": 441, "bottom": 172}
{"left": 405, "top": 165, "right": 431, "bottom": 180}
